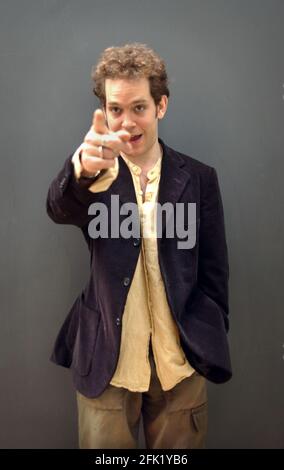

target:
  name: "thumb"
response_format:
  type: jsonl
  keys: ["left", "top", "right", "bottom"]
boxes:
{"left": 116, "top": 129, "right": 132, "bottom": 142}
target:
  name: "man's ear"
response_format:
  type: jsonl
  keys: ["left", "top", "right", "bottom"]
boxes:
{"left": 157, "top": 95, "right": 168, "bottom": 120}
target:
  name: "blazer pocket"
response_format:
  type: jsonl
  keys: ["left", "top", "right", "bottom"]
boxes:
{"left": 71, "top": 301, "right": 101, "bottom": 376}
{"left": 189, "top": 286, "right": 227, "bottom": 332}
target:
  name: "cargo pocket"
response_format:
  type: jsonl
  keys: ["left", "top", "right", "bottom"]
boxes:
{"left": 191, "top": 401, "right": 208, "bottom": 447}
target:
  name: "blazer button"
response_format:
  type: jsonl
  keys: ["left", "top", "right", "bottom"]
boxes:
{"left": 116, "top": 318, "right": 121, "bottom": 326}
{"left": 133, "top": 238, "right": 140, "bottom": 247}
{"left": 123, "top": 277, "right": 130, "bottom": 286}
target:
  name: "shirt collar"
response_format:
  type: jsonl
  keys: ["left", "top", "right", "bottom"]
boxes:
{"left": 121, "top": 141, "right": 163, "bottom": 181}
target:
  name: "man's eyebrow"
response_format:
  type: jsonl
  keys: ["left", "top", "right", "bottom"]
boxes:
{"left": 107, "top": 99, "right": 148, "bottom": 106}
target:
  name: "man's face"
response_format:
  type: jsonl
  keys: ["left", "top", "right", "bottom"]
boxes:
{"left": 103, "top": 77, "right": 168, "bottom": 157}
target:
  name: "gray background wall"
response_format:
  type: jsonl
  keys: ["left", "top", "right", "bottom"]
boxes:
{"left": 0, "top": 0, "right": 283, "bottom": 448}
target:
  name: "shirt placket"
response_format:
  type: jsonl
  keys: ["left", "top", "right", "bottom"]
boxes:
{"left": 140, "top": 175, "right": 160, "bottom": 361}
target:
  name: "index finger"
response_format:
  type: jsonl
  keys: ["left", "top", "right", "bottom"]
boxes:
{"left": 92, "top": 109, "right": 109, "bottom": 135}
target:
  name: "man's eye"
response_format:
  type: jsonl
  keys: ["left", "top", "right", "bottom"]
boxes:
{"left": 109, "top": 105, "right": 145, "bottom": 114}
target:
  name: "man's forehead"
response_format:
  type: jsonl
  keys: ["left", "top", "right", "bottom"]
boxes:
{"left": 105, "top": 77, "right": 151, "bottom": 104}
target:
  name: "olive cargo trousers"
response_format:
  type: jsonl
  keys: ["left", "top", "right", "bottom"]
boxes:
{"left": 76, "top": 345, "right": 208, "bottom": 449}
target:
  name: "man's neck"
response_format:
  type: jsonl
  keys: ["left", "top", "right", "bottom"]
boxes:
{"left": 121, "top": 139, "right": 163, "bottom": 173}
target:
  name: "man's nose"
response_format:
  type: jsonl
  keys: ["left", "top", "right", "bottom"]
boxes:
{"left": 121, "top": 115, "right": 136, "bottom": 130}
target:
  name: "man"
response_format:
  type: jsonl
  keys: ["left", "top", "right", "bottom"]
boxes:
{"left": 46, "top": 43, "right": 232, "bottom": 449}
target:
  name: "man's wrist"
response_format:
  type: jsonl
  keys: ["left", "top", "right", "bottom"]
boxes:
{"left": 79, "top": 150, "right": 101, "bottom": 178}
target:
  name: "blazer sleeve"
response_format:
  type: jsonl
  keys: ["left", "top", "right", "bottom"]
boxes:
{"left": 198, "top": 166, "right": 230, "bottom": 332}
{"left": 46, "top": 141, "right": 120, "bottom": 228}
{"left": 46, "top": 153, "right": 101, "bottom": 228}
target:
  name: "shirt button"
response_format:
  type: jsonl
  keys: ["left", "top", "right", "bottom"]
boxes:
{"left": 116, "top": 317, "right": 121, "bottom": 326}
{"left": 123, "top": 277, "right": 130, "bottom": 286}
{"left": 133, "top": 238, "right": 140, "bottom": 247}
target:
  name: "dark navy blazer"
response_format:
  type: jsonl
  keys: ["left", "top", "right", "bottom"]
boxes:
{"left": 46, "top": 137, "right": 232, "bottom": 398}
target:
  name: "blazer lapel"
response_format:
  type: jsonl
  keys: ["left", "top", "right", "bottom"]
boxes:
{"left": 158, "top": 138, "right": 191, "bottom": 235}
{"left": 110, "top": 155, "right": 138, "bottom": 206}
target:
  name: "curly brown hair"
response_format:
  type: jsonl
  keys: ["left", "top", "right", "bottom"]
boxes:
{"left": 91, "top": 42, "right": 170, "bottom": 108}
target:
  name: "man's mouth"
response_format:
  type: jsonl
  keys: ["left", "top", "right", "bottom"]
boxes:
{"left": 130, "top": 134, "right": 143, "bottom": 142}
